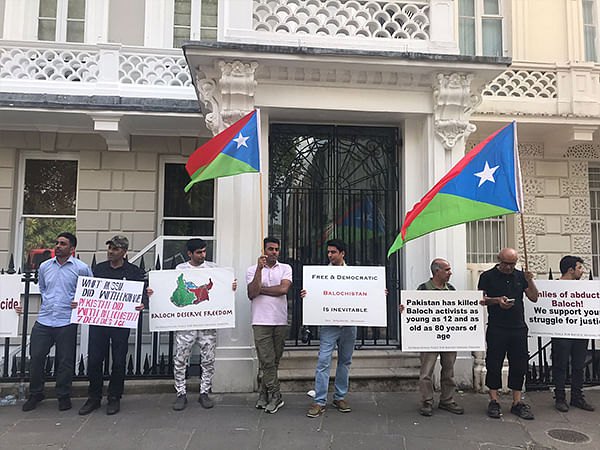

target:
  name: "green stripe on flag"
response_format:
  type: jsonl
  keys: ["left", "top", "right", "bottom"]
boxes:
{"left": 388, "top": 193, "right": 514, "bottom": 256}
{"left": 184, "top": 153, "right": 259, "bottom": 192}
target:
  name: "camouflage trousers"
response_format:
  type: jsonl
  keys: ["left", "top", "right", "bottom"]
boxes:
{"left": 174, "top": 329, "right": 217, "bottom": 395}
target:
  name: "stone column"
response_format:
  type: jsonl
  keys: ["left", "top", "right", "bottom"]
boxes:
{"left": 193, "top": 59, "right": 261, "bottom": 391}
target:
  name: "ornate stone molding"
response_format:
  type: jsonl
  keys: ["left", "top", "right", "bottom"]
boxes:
{"left": 433, "top": 73, "right": 481, "bottom": 149}
{"left": 194, "top": 60, "right": 259, "bottom": 135}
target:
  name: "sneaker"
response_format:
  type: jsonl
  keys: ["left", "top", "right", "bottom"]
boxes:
{"left": 58, "top": 397, "right": 72, "bottom": 411}
{"left": 487, "top": 400, "right": 501, "bottom": 419}
{"left": 438, "top": 400, "right": 464, "bottom": 415}
{"left": 510, "top": 402, "right": 534, "bottom": 420}
{"left": 555, "top": 399, "right": 569, "bottom": 412}
{"left": 198, "top": 393, "right": 214, "bottom": 409}
{"left": 173, "top": 394, "right": 187, "bottom": 411}
{"left": 332, "top": 399, "right": 351, "bottom": 413}
{"left": 255, "top": 391, "right": 268, "bottom": 409}
{"left": 571, "top": 397, "right": 595, "bottom": 411}
{"left": 306, "top": 403, "right": 325, "bottom": 418}
{"left": 78, "top": 398, "right": 101, "bottom": 415}
{"left": 264, "top": 392, "right": 284, "bottom": 414}
{"left": 106, "top": 397, "right": 120, "bottom": 415}
{"left": 22, "top": 394, "right": 44, "bottom": 412}
{"left": 419, "top": 402, "right": 433, "bottom": 417}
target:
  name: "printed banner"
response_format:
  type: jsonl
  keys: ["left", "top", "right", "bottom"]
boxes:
{"left": 70, "top": 277, "right": 143, "bottom": 329}
{"left": 302, "top": 266, "right": 387, "bottom": 327}
{"left": 148, "top": 268, "right": 235, "bottom": 331}
{"left": 401, "top": 290, "right": 485, "bottom": 352}
{"left": 524, "top": 280, "right": 600, "bottom": 339}
{"left": 0, "top": 274, "right": 20, "bottom": 337}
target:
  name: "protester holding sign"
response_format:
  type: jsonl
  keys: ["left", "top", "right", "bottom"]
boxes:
{"left": 17, "top": 233, "right": 93, "bottom": 412}
{"left": 305, "top": 239, "right": 356, "bottom": 418}
{"left": 247, "top": 237, "right": 292, "bottom": 414}
{"left": 551, "top": 255, "right": 594, "bottom": 413}
{"left": 414, "top": 258, "right": 464, "bottom": 417}
{"left": 478, "top": 248, "right": 538, "bottom": 420}
{"left": 78, "top": 235, "right": 145, "bottom": 416}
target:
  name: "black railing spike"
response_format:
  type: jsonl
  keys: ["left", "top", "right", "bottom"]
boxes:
{"left": 25, "top": 253, "right": 33, "bottom": 272}
{"left": 11, "top": 354, "right": 17, "bottom": 377}
{"left": 1, "top": 268, "right": 3, "bottom": 274}
{"left": 154, "top": 256, "right": 161, "bottom": 271}
{"left": 159, "top": 353, "right": 166, "bottom": 375}
{"left": 78, "top": 355, "right": 85, "bottom": 376}
{"left": 143, "top": 354, "right": 150, "bottom": 374}
{"left": 91, "top": 254, "right": 97, "bottom": 270}
{"left": 590, "top": 270, "right": 594, "bottom": 280}
{"left": 548, "top": 268, "right": 553, "bottom": 280}
{"left": 17, "top": 267, "right": 21, "bottom": 274}
{"left": 77, "top": 253, "right": 80, "bottom": 259}
{"left": 127, "top": 355, "right": 134, "bottom": 375}
{"left": 7, "top": 254, "right": 16, "bottom": 274}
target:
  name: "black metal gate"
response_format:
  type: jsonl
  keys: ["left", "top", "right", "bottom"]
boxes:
{"left": 268, "top": 124, "right": 401, "bottom": 347}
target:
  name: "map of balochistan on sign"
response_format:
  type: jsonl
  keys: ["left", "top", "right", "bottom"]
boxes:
{"left": 149, "top": 268, "right": 235, "bottom": 332}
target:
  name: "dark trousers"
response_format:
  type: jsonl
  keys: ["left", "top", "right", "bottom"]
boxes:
{"left": 29, "top": 321, "right": 78, "bottom": 398}
{"left": 485, "top": 326, "right": 528, "bottom": 391}
{"left": 552, "top": 337, "right": 588, "bottom": 400}
{"left": 253, "top": 325, "right": 287, "bottom": 394}
{"left": 87, "top": 325, "right": 131, "bottom": 399}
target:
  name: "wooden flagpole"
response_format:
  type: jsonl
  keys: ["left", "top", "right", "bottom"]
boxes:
{"left": 520, "top": 213, "right": 528, "bottom": 271}
{"left": 259, "top": 172, "right": 265, "bottom": 249}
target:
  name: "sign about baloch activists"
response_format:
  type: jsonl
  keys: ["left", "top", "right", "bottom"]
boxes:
{"left": 0, "top": 274, "right": 21, "bottom": 337}
{"left": 524, "top": 280, "right": 600, "bottom": 339}
{"left": 400, "top": 290, "right": 485, "bottom": 352}
{"left": 70, "top": 277, "right": 143, "bottom": 329}
{"left": 302, "top": 266, "right": 387, "bottom": 327}
{"left": 148, "top": 268, "right": 235, "bottom": 331}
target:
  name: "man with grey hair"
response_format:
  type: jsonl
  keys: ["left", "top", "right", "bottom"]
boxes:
{"left": 414, "top": 258, "right": 464, "bottom": 417}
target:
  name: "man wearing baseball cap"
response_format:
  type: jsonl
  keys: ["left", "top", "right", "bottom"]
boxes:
{"left": 78, "top": 235, "right": 145, "bottom": 416}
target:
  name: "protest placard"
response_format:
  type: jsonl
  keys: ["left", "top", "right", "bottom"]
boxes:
{"left": 302, "top": 266, "right": 387, "bottom": 327}
{"left": 400, "top": 290, "right": 485, "bottom": 352}
{"left": 524, "top": 279, "right": 600, "bottom": 339}
{"left": 0, "top": 274, "right": 20, "bottom": 337}
{"left": 70, "top": 276, "right": 143, "bottom": 329}
{"left": 148, "top": 268, "right": 235, "bottom": 331}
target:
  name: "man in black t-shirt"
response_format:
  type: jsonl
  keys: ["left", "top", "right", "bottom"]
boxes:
{"left": 78, "top": 235, "right": 145, "bottom": 416}
{"left": 478, "top": 247, "right": 538, "bottom": 420}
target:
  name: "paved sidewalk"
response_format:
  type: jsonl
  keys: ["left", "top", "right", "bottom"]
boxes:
{"left": 0, "top": 390, "right": 598, "bottom": 449}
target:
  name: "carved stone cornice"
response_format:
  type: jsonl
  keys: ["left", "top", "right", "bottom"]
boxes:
{"left": 433, "top": 73, "right": 481, "bottom": 149}
{"left": 194, "top": 60, "right": 259, "bottom": 135}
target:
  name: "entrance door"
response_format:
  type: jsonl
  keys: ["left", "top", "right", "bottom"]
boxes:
{"left": 269, "top": 124, "right": 401, "bottom": 346}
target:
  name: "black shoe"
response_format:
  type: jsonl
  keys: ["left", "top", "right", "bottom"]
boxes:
{"left": 58, "top": 397, "right": 72, "bottom": 411}
{"left": 173, "top": 394, "right": 187, "bottom": 411}
{"left": 510, "top": 402, "right": 534, "bottom": 420}
{"left": 487, "top": 400, "right": 501, "bottom": 419}
{"left": 106, "top": 397, "right": 120, "bottom": 415}
{"left": 571, "top": 397, "right": 595, "bottom": 411}
{"left": 198, "top": 393, "right": 214, "bottom": 409}
{"left": 555, "top": 399, "right": 569, "bottom": 412}
{"left": 22, "top": 394, "right": 45, "bottom": 412}
{"left": 78, "top": 398, "right": 101, "bottom": 415}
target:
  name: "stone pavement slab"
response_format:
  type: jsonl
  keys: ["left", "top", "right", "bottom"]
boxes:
{"left": 1, "top": 390, "right": 599, "bottom": 449}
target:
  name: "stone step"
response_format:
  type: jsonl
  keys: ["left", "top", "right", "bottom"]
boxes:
{"left": 278, "top": 349, "right": 421, "bottom": 370}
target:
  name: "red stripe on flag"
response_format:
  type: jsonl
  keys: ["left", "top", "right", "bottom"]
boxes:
{"left": 185, "top": 110, "right": 256, "bottom": 176}
{"left": 400, "top": 123, "right": 510, "bottom": 242}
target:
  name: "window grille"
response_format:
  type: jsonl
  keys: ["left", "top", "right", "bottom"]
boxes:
{"left": 466, "top": 216, "right": 506, "bottom": 263}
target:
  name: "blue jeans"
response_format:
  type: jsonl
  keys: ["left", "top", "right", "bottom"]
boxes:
{"left": 314, "top": 326, "right": 357, "bottom": 406}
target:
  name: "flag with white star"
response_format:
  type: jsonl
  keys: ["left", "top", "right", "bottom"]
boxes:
{"left": 388, "top": 122, "right": 522, "bottom": 257}
{"left": 184, "top": 110, "right": 261, "bottom": 192}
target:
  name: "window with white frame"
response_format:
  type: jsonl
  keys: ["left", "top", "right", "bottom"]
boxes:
{"left": 458, "top": 0, "right": 504, "bottom": 57}
{"left": 159, "top": 161, "right": 216, "bottom": 267}
{"left": 173, "top": 0, "right": 217, "bottom": 48}
{"left": 37, "top": 0, "right": 86, "bottom": 42}
{"left": 583, "top": 0, "right": 597, "bottom": 62}
{"left": 466, "top": 216, "right": 507, "bottom": 263}
{"left": 18, "top": 158, "right": 78, "bottom": 270}
{"left": 589, "top": 166, "right": 600, "bottom": 276}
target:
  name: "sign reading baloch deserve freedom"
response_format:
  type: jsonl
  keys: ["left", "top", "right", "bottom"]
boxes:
{"left": 524, "top": 279, "right": 600, "bottom": 339}
{"left": 70, "top": 276, "right": 143, "bottom": 329}
{"left": 149, "top": 268, "right": 235, "bottom": 332}
{"left": 302, "top": 266, "right": 387, "bottom": 327}
{"left": 400, "top": 290, "right": 485, "bottom": 352}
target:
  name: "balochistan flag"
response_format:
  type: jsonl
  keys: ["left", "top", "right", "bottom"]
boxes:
{"left": 388, "top": 122, "right": 522, "bottom": 257}
{"left": 184, "top": 110, "right": 261, "bottom": 192}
